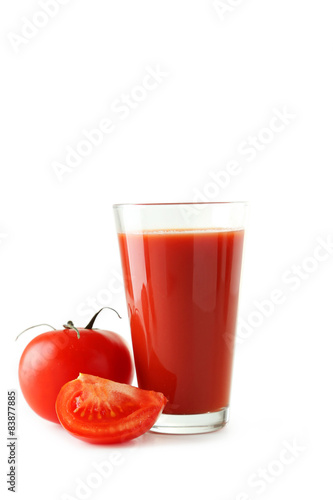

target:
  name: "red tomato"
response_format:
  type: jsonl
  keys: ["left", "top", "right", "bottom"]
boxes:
{"left": 56, "top": 374, "right": 167, "bottom": 444}
{"left": 18, "top": 312, "right": 134, "bottom": 424}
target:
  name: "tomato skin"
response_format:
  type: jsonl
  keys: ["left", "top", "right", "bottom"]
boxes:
{"left": 56, "top": 374, "right": 167, "bottom": 444}
{"left": 18, "top": 329, "right": 134, "bottom": 423}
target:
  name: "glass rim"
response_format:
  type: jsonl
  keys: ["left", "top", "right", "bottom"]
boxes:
{"left": 113, "top": 201, "right": 249, "bottom": 209}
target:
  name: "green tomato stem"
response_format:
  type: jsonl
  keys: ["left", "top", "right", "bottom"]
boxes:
{"left": 63, "top": 321, "right": 81, "bottom": 339}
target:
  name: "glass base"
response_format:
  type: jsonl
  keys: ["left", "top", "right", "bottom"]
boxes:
{"left": 150, "top": 407, "right": 229, "bottom": 435}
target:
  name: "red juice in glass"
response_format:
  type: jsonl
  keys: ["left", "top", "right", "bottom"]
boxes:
{"left": 114, "top": 203, "right": 247, "bottom": 434}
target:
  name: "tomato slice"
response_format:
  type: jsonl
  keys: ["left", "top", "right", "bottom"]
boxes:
{"left": 55, "top": 374, "right": 167, "bottom": 444}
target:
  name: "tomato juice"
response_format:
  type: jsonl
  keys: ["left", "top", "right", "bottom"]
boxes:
{"left": 118, "top": 228, "right": 244, "bottom": 415}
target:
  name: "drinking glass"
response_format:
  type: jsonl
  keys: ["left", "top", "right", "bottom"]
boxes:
{"left": 113, "top": 202, "right": 247, "bottom": 434}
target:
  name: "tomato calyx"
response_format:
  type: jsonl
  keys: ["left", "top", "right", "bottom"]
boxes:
{"left": 16, "top": 307, "right": 122, "bottom": 342}
{"left": 63, "top": 307, "right": 122, "bottom": 339}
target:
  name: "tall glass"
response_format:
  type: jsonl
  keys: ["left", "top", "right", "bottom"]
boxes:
{"left": 113, "top": 202, "right": 247, "bottom": 434}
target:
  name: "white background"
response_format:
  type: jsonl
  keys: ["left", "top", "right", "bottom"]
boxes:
{"left": 1, "top": 1, "right": 333, "bottom": 499}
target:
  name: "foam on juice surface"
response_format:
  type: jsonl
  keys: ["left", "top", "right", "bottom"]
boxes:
{"left": 121, "top": 227, "right": 244, "bottom": 235}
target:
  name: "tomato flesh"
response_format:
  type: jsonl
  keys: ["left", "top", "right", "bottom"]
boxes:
{"left": 56, "top": 374, "right": 167, "bottom": 444}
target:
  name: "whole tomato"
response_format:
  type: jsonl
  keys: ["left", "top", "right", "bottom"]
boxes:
{"left": 18, "top": 308, "right": 134, "bottom": 423}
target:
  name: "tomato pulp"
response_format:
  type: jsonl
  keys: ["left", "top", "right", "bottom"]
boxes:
{"left": 118, "top": 228, "right": 244, "bottom": 415}
{"left": 56, "top": 374, "right": 167, "bottom": 444}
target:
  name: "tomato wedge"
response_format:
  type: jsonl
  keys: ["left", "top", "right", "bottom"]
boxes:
{"left": 55, "top": 374, "right": 167, "bottom": 444}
